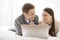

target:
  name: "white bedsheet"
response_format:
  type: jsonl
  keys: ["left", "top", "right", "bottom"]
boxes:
{"left": 0, "top": 27, "right": 60, "bottom": 40}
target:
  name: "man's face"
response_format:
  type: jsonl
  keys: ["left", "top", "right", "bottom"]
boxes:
{"left": 24, "top": 9, "right": 35, "bottom": 21}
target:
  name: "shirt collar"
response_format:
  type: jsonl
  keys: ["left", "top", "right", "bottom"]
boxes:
{"left": 25, "top": 18, "right": 30, "bottom": 23}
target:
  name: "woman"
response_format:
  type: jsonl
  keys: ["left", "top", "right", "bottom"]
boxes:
{"left": 41, "top": 7, "right": 60, "bottom": 37}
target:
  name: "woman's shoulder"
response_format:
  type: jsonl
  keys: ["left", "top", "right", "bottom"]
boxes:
{"left": 55, "top": 20, "right": 60, "bottom": 28}
{"left": 55, "top": 20, "right": 60, "bottom": 26}
{"left": 54, "top": 20, "right": 60, "bottom": 34}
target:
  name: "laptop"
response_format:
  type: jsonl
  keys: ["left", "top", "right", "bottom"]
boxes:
{"left": 21, "top": 24, "right": 49, "bottom": 39}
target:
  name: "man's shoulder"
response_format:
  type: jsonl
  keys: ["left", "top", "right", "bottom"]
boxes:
{"left": 34, "top": 15, "right": 38, "bottom": 20}
{"left": 35, "top": 15, "right": 38, "bottom": 18}
{"left": 15, "top": 14, "right": 24, "bottom": 23}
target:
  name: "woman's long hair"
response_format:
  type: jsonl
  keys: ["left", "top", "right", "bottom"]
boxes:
{"left": 43, "top": 7, "right": 56, "bottom": 36}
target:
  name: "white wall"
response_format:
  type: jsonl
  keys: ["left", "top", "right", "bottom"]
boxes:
{"left": 13, "top": 0, "right": 60, "bottom": 24}
{"left": 0, "top": 0, "right": 60, "bottom": 27}
{"left": 0, "top": 0, "right": 13, "bottom": 27}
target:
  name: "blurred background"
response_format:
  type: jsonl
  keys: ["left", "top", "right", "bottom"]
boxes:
{"left": 0, "top": 0, "right": 60, "bottom": 27}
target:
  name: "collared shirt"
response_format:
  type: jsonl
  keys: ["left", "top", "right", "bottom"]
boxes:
{"left": 25, "top": 18, "right": 34, "bottom": 24}
{"left": 25, "top": 18, "right": 30, "bottom": 24}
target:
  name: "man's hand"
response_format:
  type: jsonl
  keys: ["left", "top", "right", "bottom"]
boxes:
{"left": 29, "top": 22, "right": 35, "bottom": 27}
{"left": 30, "top": 22, "right": 34, "bottom": 25}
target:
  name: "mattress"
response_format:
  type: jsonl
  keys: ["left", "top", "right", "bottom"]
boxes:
{"left": 0, "top": 26, "right": 60, "bottom": 40}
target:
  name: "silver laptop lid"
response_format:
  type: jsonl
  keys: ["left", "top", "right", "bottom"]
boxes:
{"left": 21, "top": 24, "right": 50, "bottom": 39}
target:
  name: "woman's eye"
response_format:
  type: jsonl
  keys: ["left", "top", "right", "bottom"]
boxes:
{"left": 45, "top": 15, "right": 47, "bottom": 16}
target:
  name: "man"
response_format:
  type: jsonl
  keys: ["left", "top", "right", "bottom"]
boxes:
{"left": 14, "top": 3, "right": 38, "bottom": 36}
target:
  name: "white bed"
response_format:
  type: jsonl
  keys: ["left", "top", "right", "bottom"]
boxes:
{"left": 0, "top": 26, "right": 60, "bottom": 40}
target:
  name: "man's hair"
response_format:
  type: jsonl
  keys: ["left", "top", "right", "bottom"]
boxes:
{"left": 22, "top": 3, "right": 35, "bottom": 14}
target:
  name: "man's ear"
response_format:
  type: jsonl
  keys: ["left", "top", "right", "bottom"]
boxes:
{"left": 23, "top": 12, "right": 27, "bottom": 16}
{"left": 23, "top": 12, "right": 28, "bottom": 18}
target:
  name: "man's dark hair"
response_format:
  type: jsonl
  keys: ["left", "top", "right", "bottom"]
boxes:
{"left": 22, "top": 3, "right": 35, "bottom": 14}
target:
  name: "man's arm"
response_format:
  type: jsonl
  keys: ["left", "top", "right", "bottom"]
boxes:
{"left": 34, "top": 15, "right": 39, "bottom": 25}
{"left": 14, "top": 20, "right": 22, "bottom": 36}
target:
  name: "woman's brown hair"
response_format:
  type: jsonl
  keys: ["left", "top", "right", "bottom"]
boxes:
{"left": 43, "top": 7, "right": 56, "bottom": 36}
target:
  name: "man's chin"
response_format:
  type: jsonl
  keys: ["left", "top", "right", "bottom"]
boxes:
{"left": 30, "top": 18, "right": 35, "bottom": 21}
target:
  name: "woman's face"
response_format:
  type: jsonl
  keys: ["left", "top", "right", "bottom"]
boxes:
{"left": 42, "top": 11, "right": 52, "bottom": 25}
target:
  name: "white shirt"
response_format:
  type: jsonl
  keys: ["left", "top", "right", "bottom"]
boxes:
{"left": 25, "top": 18, "right": 30, "bottom": 23}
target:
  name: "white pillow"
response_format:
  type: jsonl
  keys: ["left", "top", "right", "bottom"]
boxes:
{"left": 21, "top": 24, "right": 49, "bottom": 39}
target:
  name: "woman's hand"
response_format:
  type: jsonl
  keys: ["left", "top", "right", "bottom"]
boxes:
{"left": 38, "top": 21, "right": 44, "bottom": 27}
